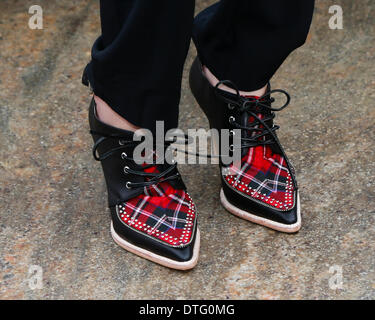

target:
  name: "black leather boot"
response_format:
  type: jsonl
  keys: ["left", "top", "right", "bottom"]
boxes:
{"left": 189, "top": 57, "right": 300, "bottom": 233}
{"left": 86, "top": 98, "right": 200, "bottom": 269}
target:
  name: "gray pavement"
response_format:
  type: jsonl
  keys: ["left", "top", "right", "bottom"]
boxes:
{"left": 0, "top": 0, "right": 374, "bottom": 299}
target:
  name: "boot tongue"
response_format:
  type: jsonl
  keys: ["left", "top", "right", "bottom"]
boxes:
{"left": 241, "top": 95, "right": 281, "bottom": 155}
{"left": 240, "top": 95, "right": 261, "bottom": 157}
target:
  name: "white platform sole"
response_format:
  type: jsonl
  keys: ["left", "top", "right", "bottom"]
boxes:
{"left": 220, "top": 189, "right": 302, "bottom": 233}
{"left": 110, "top": 222, "right": 200, "bottom": 270}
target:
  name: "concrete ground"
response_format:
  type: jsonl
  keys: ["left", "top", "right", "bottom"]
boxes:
{"left": 0, "top": 0, "right": 374, "bottom": 299}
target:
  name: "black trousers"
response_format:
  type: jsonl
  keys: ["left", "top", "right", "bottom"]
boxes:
{"left": 86, "top": 0, "right": 314, "bottom": 132}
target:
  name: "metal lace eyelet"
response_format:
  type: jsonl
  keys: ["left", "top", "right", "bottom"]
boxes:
{"left": 121, "top": 152, "right": 127, "bottom": 159}
{"left": 123, "top": 166, "right": 130, "bottom": 174}
{"left": 119, "top": 139, "right": 126, "bottom": 146}
{"left": 229, "top": 144, "right": 234, "bottom": 152}
{"left": 229, "top": 130, "right": 235, "bottom": 136}
{"left": 228, "top": 103, "right": 235, "bottom": 110}
{"left": 126, "top": 181, "right": 132, "bottom": 189}
{"left": 229, "top": 116, "right": 235, "bottom": 124}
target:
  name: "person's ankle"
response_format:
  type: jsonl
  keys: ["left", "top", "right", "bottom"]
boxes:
{"left": 202, "top": 65, "right": 267, "bottom": 97}
{"left": 94, "top": 95, "right": 140, "bottom": 132}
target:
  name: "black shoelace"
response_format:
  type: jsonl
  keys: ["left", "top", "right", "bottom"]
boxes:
{"left": 215, "top": 80, "right": 298, "bottom": 189}
{"left": 90, "top": 130, "right": 180, "bottom": 190}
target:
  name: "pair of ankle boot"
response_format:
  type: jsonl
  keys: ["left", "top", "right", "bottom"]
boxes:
{"left": 83, "top": 57, "right": 300, "bottom": 270}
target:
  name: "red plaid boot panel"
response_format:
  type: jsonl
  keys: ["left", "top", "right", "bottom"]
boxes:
{"left": 223, "top": 103, "right": 295, "bottom": 211}
{"left": 223, "top": 144, "right": 295, "bottom": 211}
{"left": 117, "top": 166, "right": 196, "bottom": 247}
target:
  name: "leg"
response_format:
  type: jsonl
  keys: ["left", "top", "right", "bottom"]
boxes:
{"left": 189, "top": 0, "right": 314, "bottom": 232}
{"left": 193, "top": 0, "right": 314, "bottom": 91}
{"left": 85, "top": 0, "right": 195, "bottom": 132}
{"left": 84, "top": 1, "right": 200, "bottom": 269}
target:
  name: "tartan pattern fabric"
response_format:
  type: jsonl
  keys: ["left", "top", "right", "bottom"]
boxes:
{"left": 223, "top": 145, "right": 295, "bottom": 211}
{"left": 117, "top": 166, "right": 196, "bottom": 247}
{"left": 223, "top": 108, "right": 295, "bottom": 211}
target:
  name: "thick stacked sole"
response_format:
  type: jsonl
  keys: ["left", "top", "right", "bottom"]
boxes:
{"left": 110, "top": 222, "right": 200, "bottom": 270}
{"left": 220, "top": 189, "right": 302, "bottom": 233}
